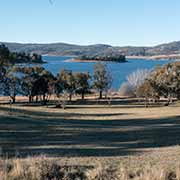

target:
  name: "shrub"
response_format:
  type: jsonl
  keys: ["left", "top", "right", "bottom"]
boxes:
{"left": 119, "top": 82, "right": 135, "bottom": 97}
{"left": 2, "top": 157, "right": 180, "bottom": 180}
{"left": 126, "top": 69, "right": 151, "bottom": 93}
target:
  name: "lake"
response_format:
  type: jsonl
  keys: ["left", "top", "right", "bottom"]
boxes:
{"left": 42, "top": 56, "right": 175, "bottom": 90}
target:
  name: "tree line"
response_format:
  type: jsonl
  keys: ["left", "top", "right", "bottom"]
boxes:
{"left": 0, "top": 61, "right": 112, "bottom": 105}
{"left": 136, "top": 62, "right": 180, "bottom": 106}
{"left": 0, "top": 44, "right": 43, "bottom": 64}
{"left": 119, "top": 61, "right": 180, "bottom": 106}
{"left": 78, "top": 54, "right": 126, "bottom": 63}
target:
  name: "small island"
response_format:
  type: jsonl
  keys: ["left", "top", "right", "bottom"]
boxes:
{"left": 73, "top": 54, "right": 126, "bottom": 63}
{"left": 0, "top": 44, "right": 44, "bottom": 64}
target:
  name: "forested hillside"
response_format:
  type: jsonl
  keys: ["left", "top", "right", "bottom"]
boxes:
{"left": 2, "top": 41, "right": 180, "bottom": 57}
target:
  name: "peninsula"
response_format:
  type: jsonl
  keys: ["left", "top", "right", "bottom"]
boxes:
{"left": 72, "top": 54, "right": 126, "bottom": 62}
{"left": 0, "top": 44, "right": 44, "bottom": 64}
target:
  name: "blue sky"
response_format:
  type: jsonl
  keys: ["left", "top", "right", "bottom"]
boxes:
{"left": 0, "top": 0, "right": 180, "bottom": 46}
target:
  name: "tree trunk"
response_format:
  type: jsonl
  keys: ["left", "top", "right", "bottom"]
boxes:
{"left": 29, "top": 96, "right": 32, "bottom": 103}
{"left": 177, "top": 94, "right": 180, "bottom": 100}
{"left": 69, "top": 93, "right": 72, "bottom": 101}
{"left": 42, "top": 94, "right": 47, "bottom": 105}
{"left": 164, "top": 95, "right": 171, "bottom": 106}
{"left": 145, "top": 97, "right": 148, "bottom": 108}
{"left": 99, "top": 90, "right": 103, "bottom": 99}
{"left": 36, "top": 96, "right": 38, "bottom": 103}
{"left": 11, "top": 96, "right": 16, "bottom": 104}
{"left": 81, "top": 92, "right": 84, "bottom": 100}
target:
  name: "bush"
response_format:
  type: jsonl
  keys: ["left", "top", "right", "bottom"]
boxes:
{"left": 1, "top": 156, "right": 180, "bottom": 180}
{"left": 119, "top": 82, "right": 135, "bottom": 97}
{"left": 1, "top": 156, "right": 88, "bottom": 180}
{"left": 126, "top": 69, "right": 151, "bottom": 92}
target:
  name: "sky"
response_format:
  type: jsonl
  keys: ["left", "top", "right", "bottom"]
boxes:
{"left": 0, "top": 0, "right": 180, "bottom": 46}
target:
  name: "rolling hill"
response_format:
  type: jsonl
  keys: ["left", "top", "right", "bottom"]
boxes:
{"left": 2, "top": 41, "right": 180, "bottom": 58}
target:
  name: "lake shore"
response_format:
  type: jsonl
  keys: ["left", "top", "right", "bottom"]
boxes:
{"left": 64, "top": 54, "right": 180, "bottom": 62}
{"left": 64, "top": 58, "right": 99, "bottom": 62}
{"left": 64, "top": 58, "right": 127, "bottom": 63}
{"left": 127, "top": 54, "right": 180, "bottom": 60}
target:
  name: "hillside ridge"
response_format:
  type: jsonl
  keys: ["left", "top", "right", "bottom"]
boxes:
{"left": 2, "top": 41, "right": 180, "bottom": 57}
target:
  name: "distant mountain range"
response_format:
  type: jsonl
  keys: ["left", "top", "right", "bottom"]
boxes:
{"left": 2, "top": 41, "right": 180, "bottom": 58}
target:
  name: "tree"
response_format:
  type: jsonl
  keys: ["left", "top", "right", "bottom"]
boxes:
{"left": 126, "top": 69, "right": 151, "bottom": 95}
{"left": 74, "top": 72, "right": 90, "bottom": 99}
{"left": 31, "top": 53, "right": 43, "bottom": 63}
{"left": 20, "top": 67, "right": 39, "bottom": 102}
{"left": 0, "top": 66, "right": 7, "bottom": 94}
{"left": 52, "top": 79, "right": 63, "bottom": 98}
{"left": 0, "top": 44, "right": 43, "bottom": 65}
{"left": 32, "top": 69, "right": 54, "bottom": 105}
{"left": 0, "top": 44, "right": 10, "bottom": 66}
{"left": 0, "top": 44, "right": 11, "bottom": 97}
{"left": 149, "top": 62, "right": 180, "bottom": 105}
{"left": 134, "top": 62, "right": 180, "bottom": 106}
{"left": 119, "top": 82, "right": 135, "bottom": 97}
{"left": 58, "top": 69, "right": 76, "bottom": 101}
{"left": 136, "top": 80, "right": 159, "bottom": 107}
{"left": 93, "top": 63, "right": 112, "bottom": 99}
{"left": 3, "top": 69, "right": 22, "bottom": 103}
{"left": 16, "top": 66, "right": 52, "bottom": 103}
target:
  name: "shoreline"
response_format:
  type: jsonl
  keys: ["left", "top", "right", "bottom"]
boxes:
{"left": 64, "top": 58, "right": 127, "bottom": 63}
{"left": 64, "top": 59, "right": 111, "bottom": 63}
{"left": 127, "top": 54, "right": 180, "bottom": 60}
{"left": 64, "top": 54, "right": 180, "bottom": 62}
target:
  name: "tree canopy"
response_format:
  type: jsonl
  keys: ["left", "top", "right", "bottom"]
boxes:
{"left": 93, "top": 63, "right": 112, "bottom": 99}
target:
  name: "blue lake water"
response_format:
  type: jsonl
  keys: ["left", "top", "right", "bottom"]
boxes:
{"left": 42, "top": 56, "right": 175, "bottom": 90}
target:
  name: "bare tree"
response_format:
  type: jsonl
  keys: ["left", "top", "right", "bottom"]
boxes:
{"left": 126, "top": 69, "right": 151, "bottom": 92}
{"left": 119, "top": 82, "right": 135, "bottom": 97}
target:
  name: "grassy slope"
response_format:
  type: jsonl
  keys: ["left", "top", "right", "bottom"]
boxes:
{"left": 1, "top": 102, "right": 180, "bottom": 179}
{"left": 0, "top": 102, "right": 180, "bottom": 159}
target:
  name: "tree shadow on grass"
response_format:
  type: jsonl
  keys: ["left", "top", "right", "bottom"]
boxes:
{"left": 0, "top": 106, "right": 132, "bottom": 119}
{"left": 0, "top": 106, "right": 180, "bottom": 158}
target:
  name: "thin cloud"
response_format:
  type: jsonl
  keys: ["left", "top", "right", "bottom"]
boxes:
{"left": 49, "top": 0, "right": 53, "bottom": 5}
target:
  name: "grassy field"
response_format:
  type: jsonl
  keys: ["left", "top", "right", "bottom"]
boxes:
{"left": 1, "top": 99, "right": 180, "bottom": 179}
{"left": 0, "top": 99, "right": 180, "bottom": 157}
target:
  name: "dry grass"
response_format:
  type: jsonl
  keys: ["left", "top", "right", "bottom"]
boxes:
{"left": 1, "top": 155, "right": 180, "bottom": 180}
{"left": 0, "top": 98, "right": 180, "bottom": 179}
{"left": 0, "top": 100, "right": 180, "bottom": 157}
